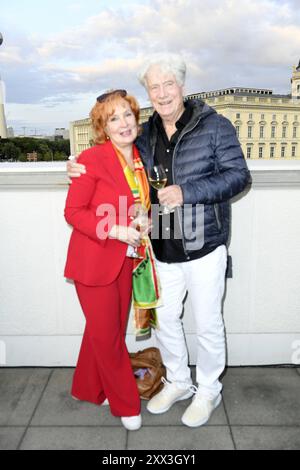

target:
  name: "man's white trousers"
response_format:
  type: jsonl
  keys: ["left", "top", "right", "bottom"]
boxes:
{"left": 155, "top": 245, "right": 227, "bottom": 399}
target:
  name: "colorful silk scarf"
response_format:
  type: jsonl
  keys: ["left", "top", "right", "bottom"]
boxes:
{"left": 114, "top": 144, "right": 160, "bottom": 340}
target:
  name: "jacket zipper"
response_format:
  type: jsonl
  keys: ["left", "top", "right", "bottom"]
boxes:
{"left": 214, "top": 204, "right": 222, "bottom": 231}
{"left": 172, "top": 114, "right": 205, "bottom": 259}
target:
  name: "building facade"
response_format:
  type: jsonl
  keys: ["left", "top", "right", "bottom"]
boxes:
{"left": 54, "top": 128, "right": 70, "bottom": 141}
{"left": 69, "top": 63, "right": 300, "bottom": 160}
{"left": 69, "top": 118, "right": 93, "bottom": 156}
{"left": 7, "top": 127, "right": 14, "bottom": 138}
{"left": 26, "top": 151, "right": 38, "bottom": 162}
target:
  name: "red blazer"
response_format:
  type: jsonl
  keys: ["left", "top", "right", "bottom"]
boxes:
{"left": 64, "top": 141, "right": 135, "bottom": 286}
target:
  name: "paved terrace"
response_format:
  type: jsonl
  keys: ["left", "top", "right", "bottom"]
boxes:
{"left": 0, "top": 366, "right": 299, "bottom": 450}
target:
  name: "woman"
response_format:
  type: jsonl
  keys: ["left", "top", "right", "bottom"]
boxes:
{"left": 64, "top": 90, "right": 152, "bottom": 431}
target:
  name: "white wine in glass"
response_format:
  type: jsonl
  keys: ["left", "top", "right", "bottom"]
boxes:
{"left": 147, "top": 164, "right": 170, "bottom": 214}
{"left": 148, "top": 178, "right": 167, "bottom": 190}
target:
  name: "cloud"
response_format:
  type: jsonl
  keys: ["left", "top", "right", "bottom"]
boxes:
{"left": 1, "top": 0, "right": 300, "bottom": 132}
{"left": 31, "top": 0, "right": 300, "bottom": 65}
{"left": 0, "top": 46, "right": 25, "bottom": 64}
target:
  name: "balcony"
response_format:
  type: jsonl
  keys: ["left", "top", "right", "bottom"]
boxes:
{"left": 0, "top": 160, "right": 299, "bottom": 367}
{"left": 0, "top": 160, "right": 299, "bottom": 450}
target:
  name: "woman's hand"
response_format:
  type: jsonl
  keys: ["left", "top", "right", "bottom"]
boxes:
{"left": 108, "top": 225, "right": 141, "bottom": 248}
{"left": 130, "top": 216, "right": 152, "bottom": 238}
{"left": 67, "top": 156, "right": 86, "bottom": 182}
{"left": 130, "top": 204, "right": 152, "bottom": 238}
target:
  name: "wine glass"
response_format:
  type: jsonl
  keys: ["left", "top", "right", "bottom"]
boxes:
{"left": 147, "top": 164, "right": 170, "bottom": 215}
{"left": 128, "top": 204, "right": 149, "bottom": 259}
{"left": 134, "top": 204, "right": 149, "bottom": 238}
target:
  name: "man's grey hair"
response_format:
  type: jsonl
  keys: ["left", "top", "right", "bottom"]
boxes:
{"left": 138, "top": 53, "right": 186, "bottom": 88}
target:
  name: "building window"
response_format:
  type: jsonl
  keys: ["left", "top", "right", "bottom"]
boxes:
{"left": 282, "top": 126, "right": 287, "bottom": 138}
{"left": 292, "top": 146, "right": 296, "bottom": 157}
{"left": 271, "top": 126, "right": 276, "bottom": 138}
{"left": 295, "top": 115, "right": 298, "bottom": 121}
{"left": 281, "top": 146, "right": 285, "bottom": 158}
{"left": 293, "top": 127, "right": 297, "bottom": 138}
{"left": 261, "top": 114, "right": 265, "bottom": 120}
{"left": 259, "top": 126, "right": 264, "bottom": 138}
{"left": 236, "top": 113, "right": 240, "bottom": 119}
{"left": 236, "top": 126, "right": 240, "bottom": 138}
{"left": 248, "top": 126, "right": 253, "bottom": 138}
{"left": 259, "top": 146, "right": 263, "bottom": 158}
{"left": 283, "top": 114, "right": 287, "bottom": 121}
{"left": 249, "top": 113, "right": 253, "bottom": 119}
{"left": 270, "top": 146, "right": 275, "bottom": 158}
{"left": 272, "top": 114, "right": 276, "bottom": 120}
{"left": 247, "top": 147, "right": 252, "bottom": 159}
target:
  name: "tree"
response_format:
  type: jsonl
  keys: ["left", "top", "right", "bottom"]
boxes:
{"left": 50, "top": 139, "right": 70, "bottom": 156}
{"left": 37, "top": 143, "right": 53, "bottom": 161}
{"left": 53, "top": 151, "right": 67, "bottom": 161}
{"left": 10, "top": 137, "right": 37, "bottom": 155}
{"left": 0, "top": 137, "right": 70, "bottom": 161}
{"left": 1, "top": 142, "right": 21, "bottom": 161}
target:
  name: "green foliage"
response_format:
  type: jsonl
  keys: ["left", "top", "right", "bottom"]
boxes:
{"left": 19, "top": 154, "right": 27, "bottom": 162}
{"left": 0, "top": 141, "right": 21, "bottom": 161}
{"left": 0, "top": 137, "right": 70, "bottom": 161}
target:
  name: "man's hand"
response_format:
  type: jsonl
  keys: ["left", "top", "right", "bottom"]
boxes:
{"left": 66, "top": 157, "right": 86, "bottom": 182}
{"left": 157, "top": 185, "right": 183, "bottom": 209}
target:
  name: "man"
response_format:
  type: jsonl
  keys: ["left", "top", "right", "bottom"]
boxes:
{"left": 67, "top": 53, "right": 251, "bottom": 427}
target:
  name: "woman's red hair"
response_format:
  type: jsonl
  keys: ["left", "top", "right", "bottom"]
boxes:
{"left": 90, "top": 93, "right": 140, "bottom": 145}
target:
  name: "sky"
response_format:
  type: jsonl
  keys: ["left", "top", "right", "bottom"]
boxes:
{"left": 0, "top": 0, "right": 300, "bottom": 135}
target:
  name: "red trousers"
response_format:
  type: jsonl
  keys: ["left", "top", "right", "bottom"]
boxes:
{"left": 71, "top": 257, "right": 141, "bottom": 417}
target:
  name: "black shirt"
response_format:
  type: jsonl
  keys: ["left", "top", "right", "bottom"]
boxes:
{"left": 150, "top": 102, "right": 216, "bottom": 263}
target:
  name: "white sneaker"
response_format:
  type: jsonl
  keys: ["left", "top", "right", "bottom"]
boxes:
{"left": 121, "top": 414, "right": 142, "bottom": 431}
{"left": 181, "top": 392, "right": 222, "bottom": 427}
{"left": 146, "top": 378, "right": 194, "bottom": 414}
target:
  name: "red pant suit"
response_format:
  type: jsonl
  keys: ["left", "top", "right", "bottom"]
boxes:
{"left": 64, "top": 140, "right": 140, "bottom": 417}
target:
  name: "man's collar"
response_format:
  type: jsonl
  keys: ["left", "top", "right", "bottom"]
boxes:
{"left": 153, "top": 100, "right": 193, "bottom": 130}
{"left": 175, "top": 101, "right": 193, "bottom": 130}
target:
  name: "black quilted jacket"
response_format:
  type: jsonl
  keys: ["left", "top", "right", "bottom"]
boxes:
{"left": 136, "top": 99, "right": 251, "bottom": 255}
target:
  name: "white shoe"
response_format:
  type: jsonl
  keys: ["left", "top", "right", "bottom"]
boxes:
{"left": 146, "top": 378, "right": 194, "bottom": 414}
{"left": 181, "top": 392, "right": 222, "bottom": 427}
{"left": 121, "top": 414, "right": 142, "bottom": 431}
